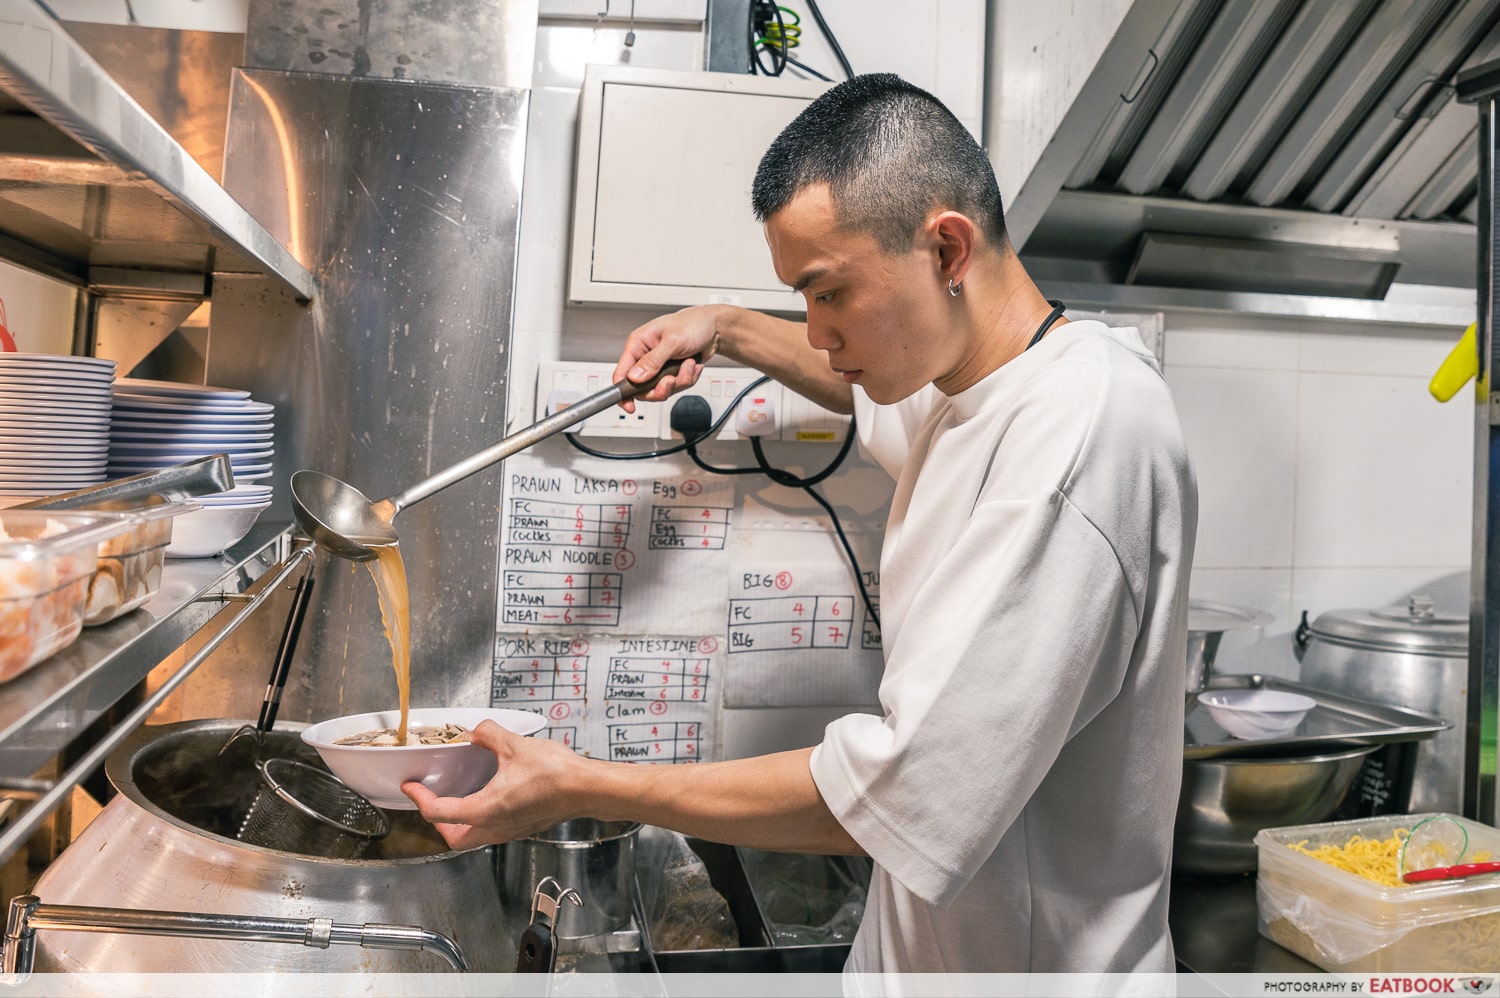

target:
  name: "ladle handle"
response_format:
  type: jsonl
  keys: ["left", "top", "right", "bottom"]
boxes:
{"left": 257, "top": 569, "right": 315, "bottom": 733}
{"left": 384, "top": 360, "right": 689, "bottom": 514}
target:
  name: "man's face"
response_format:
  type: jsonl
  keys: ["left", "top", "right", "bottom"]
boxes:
{"left": 764, "top": 184, "right": 955, "bottom": 404}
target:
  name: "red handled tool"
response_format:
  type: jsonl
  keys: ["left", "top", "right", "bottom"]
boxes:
{"left": 1402, "top": 861, "right": 1500, "bottom": 883}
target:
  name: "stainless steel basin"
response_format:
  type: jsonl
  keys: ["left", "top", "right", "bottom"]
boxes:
{"left": 1173, "top": 744, "right": 1376, "bottom": 875}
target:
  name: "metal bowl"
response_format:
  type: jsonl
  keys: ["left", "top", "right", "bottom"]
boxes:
{"left": 1173, "top": 745, "right": 1376, "bottom": 875}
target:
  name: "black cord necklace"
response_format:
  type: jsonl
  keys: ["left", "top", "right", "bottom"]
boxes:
{"left": 1025, "top": 299, "right": 1067, "bottom": 352}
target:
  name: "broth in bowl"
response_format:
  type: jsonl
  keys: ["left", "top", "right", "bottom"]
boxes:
{"left": 335, "top": 722, "right": 471, "bottom": 747}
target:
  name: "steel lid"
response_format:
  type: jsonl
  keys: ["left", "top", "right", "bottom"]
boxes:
{"left": 1187, "top": 599, "right": 1272, "bottom": 633}
{"left": 1307, "top": 595, "right": 1468, "bottom": 656}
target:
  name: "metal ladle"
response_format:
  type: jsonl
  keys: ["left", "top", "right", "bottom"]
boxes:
{"left": 291, "top": 362, "right": 684, "bottom": 561}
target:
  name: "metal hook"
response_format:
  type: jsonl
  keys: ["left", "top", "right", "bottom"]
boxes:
{"left": 529, "top": 876, "right": 584, "bottom": 929}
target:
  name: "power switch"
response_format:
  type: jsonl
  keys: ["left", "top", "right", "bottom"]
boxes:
{"left": 733, "top": 392, "right": 778, "bottom": 437}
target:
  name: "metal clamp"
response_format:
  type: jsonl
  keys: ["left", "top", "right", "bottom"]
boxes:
{"left": 530, "top": 877, "right": 583, "bottom": 931}
{"left": 515, "top": 877, "right": 582, "bottom": 974}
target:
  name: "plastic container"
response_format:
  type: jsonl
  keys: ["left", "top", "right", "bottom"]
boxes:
{"left": 0, "top": 509, "right": 133, "bottom": 683}
{"left": 1256, "top": 812, "right": 1500, "bottom": 971}
{"left": 81, "top": 497, "right": 197, "bottom": 625}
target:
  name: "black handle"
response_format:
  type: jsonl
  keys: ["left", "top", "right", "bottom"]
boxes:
{"left": 615, "top": 356, "right": 694, "bottom": 402}
{"left": 1293, "top": 609, "right": 1311, "bottom": 657}
{"left": 514, "top": 920, "right": 555, "bottom": 973}
{"left": 257, "top": 571, "right": 316, "bottom": 732}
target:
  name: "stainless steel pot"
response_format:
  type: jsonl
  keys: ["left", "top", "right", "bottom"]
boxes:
{"left": 501, "top": 819, "right": 640, "bottom": 938}
{"left": 1173, "top": 744, "right": 1375, "bottom": 875}
{"left": 1186, "top": 599, "right": 1272, "bottom": 694}
{"left": 28, "top": 719, "right": 508, "bottom": 973}
{"left": 1295, "top": 595, "right": 1467, "bottom": 813}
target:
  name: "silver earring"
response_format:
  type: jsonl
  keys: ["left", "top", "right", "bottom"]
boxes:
{"left": 948, "top": 278, "right": 961, "bottom": 297}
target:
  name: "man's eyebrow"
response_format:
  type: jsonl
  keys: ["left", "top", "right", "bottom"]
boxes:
{"left": 790, "top": 268, "right": 828, "bottom": 293}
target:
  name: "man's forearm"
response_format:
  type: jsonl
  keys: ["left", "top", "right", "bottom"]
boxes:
{"left": 712, "top": 307, "right": 856, "bottom": 415}
{"left": 576, "top": 746, "right": 865, "bottom": 856}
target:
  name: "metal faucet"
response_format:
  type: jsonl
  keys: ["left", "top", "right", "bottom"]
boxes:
{"left": 2, "top": 894, "right": 469, "bottom": 982}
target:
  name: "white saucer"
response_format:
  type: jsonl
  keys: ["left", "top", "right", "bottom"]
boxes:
{"left": 0, "top": 377, "right": 114, "bottom": 393}
{"left": 0, "top": 353, "right": 115, "bottom": 371}
{"left": 115, "top": 378, "right": 251, "bottom": 401}
{"left": 0, "top": 423, "right": 109, "bottom": 435}
{"left": 0, "top": 396, "right": 111, "bottom": 411}
{"left": 112, "top": 392, "right": 270, "bottom": 411}
{"left": 0, "top": 443, "right": 110, "bottom": 455}
{"left": 111, "top": 442, "right": 274, "bottom": 458}
{"left": 110, "top": 427, "right": 274, "bottom": 441}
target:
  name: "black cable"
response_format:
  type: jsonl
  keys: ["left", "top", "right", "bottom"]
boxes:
{"left": 563, "top": 376, "right": 772, "bottom": 460}
{"left": 685, "top": 431, "right": 879, "bottom": 631}
{"left": 782, "top": 53, "right": 834, "bottom": 82}
{"left": 804, "top": 0, "right": 854, "bottom": 79}
{"left": 749, "top": 1, "right": 788, "bottom": 76}
{"left": 560, "top": 372, "right": 880, "bottom": 632}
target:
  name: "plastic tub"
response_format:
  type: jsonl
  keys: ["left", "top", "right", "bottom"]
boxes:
{"left": 0, "top": 510, "right": 133, "bottom": 682}
{"left": 1255, "top": 812, "right": 1500, "bottom": 972}
{"left": 81, "top": 497, "right": 197, "bottom": 625}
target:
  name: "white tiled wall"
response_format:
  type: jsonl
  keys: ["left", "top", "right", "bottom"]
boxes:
{"left": 1165, "top": 311, "right": 1475, "bottom": 680}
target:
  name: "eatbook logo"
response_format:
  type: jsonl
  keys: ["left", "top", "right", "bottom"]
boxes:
{"left": 1462, "top": 979, "right": 1495, "bottom": 995}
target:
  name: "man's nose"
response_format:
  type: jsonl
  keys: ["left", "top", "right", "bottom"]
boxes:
{"left": 805, "top": 315, "right": 839, "bottom": 352}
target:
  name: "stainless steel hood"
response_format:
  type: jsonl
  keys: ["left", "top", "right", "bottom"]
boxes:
{"left": 1011, "top": 0, "right": 1497, "bottom": 326}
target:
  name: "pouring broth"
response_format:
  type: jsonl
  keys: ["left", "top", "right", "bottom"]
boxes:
{"left": 365, "top": 541, "right": 412, "bottom": 743}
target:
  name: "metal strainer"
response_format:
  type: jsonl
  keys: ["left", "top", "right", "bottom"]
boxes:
{"left": 237, "top": 757, "right": 390, "bottom": 859}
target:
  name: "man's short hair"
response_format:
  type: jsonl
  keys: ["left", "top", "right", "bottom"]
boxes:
{"left": 751, "top": 73, "right": 1006, "bottom": 253}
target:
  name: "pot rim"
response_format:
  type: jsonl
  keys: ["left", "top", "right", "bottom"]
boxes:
{"left": 107, "top": 717, "right": 487, "bottom": 867}
{"left": 1183, "top": 744, "right": 1376, "bottom": 768}
{"left": 523, "top": 818, "right": 642, "bottom": 846}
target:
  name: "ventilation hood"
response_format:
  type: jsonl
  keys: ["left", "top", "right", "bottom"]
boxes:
{"left": 1006, "top": 0, "right": 1495, "bottom": 326}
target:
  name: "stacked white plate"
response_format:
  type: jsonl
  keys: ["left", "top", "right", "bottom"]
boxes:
{"left": 0, "top": 353, "right": 116, "bottom": 500}
{"left": 108, "top": 379, "right": 276, "bottom": 557}
{"left": 108, "top": 378, "right": 275, "bottom": 486}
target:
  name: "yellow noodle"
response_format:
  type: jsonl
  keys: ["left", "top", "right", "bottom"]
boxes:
{"left": 1288, "top": 829, "right": 1492, "bottom": 887}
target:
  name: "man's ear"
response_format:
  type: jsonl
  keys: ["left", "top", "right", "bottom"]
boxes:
{"left": 930, "top": 211, "right": 976, "bottom": 289}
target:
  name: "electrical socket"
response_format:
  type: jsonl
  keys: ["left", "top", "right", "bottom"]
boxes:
{"left": 535, "top": 361, "right": 663, "bottom": 438}
{"left": 779, "top": 389, "right": 850, "bottom": 443}
{"left": 665, "top": 367, "right": 779, "bottom": 442}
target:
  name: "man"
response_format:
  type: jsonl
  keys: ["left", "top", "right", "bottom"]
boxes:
{"left": 406, "top": 73, "right": 1197, "bottom": 974}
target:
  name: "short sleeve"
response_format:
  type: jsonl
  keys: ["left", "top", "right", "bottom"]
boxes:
{"left": 808, "top": 492, "right": 1140, "bottom": 907}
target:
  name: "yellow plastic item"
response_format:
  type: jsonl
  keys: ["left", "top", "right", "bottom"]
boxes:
{"left": 1430, "top": 323, "right": 1478, "bottom": 402}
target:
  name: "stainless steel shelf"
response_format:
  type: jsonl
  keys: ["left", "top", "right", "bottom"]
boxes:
{"left": 0, "top": 0, "right": 315, "bottom": 298}
{"left": 0, "top": 521, "right": 299, "bottom": 786}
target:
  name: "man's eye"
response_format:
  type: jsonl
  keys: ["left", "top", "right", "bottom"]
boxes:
{"left": 814, "top": 290, "right": 836, "bottom": 305}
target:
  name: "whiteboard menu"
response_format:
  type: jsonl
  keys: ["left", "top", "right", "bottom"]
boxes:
{"left": 493, "top": 442, "right": 887, "bottom": 761}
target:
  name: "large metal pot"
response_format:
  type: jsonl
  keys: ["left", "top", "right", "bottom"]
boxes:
{"left": 501, "top": 818, "right": 640, "bottom": 938}
{"left": 28, "top": 719, "right": 508, "bottom": 973}
{"left": 1295, "top": 595, "right": 1466, "bottom": 813}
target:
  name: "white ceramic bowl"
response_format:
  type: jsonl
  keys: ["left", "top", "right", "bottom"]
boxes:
{"left": 1197, "top": 689, "right": 1317, "bottom": 739}
{"left": 301, "top": 706, "right": 548, "bottom": 810}
{"left": 163, "top": 503, "right": 268, "bottom": 558}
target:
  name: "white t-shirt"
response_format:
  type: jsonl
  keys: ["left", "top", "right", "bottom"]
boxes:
{"left": 809, "top": 320, "right": 1198, "bottom": 973}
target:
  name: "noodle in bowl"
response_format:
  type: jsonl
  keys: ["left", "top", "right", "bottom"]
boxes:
{"left": 302, "top": 706, "right": 548, "bottom": 810}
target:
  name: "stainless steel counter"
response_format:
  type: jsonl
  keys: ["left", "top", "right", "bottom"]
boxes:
{"left": 1170, "top": 875, "right": 1321, "bottom": 973}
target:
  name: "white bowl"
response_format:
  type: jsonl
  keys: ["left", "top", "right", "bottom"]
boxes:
{"left": 1197, "top": 689, "right": 1317, "bottom": 739}
{"left": 301, "top": 707, "right": 548, "bottom": 810}
{"left": 163, "top": 503, "right": 268, "bottom": 558}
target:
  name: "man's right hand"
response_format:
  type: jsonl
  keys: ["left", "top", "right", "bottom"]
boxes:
{"left": 612, "top": 304, "right": 731, "bottom": 412}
